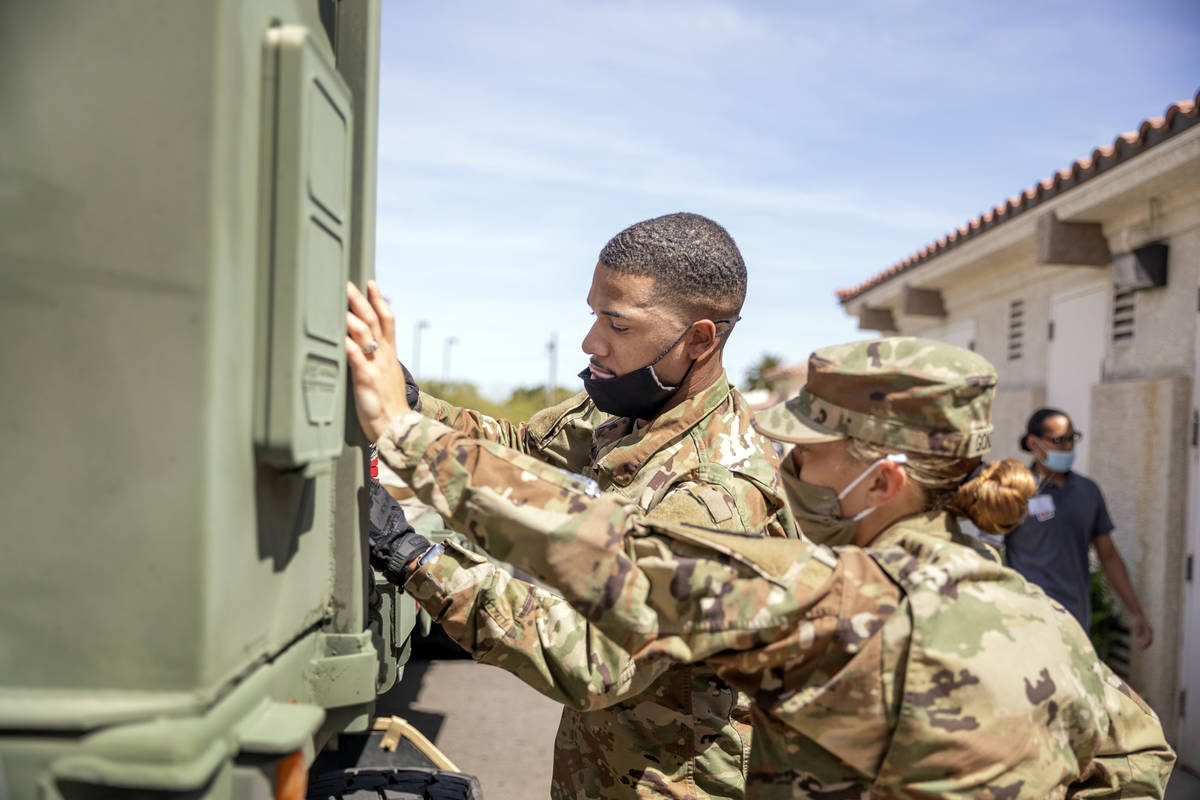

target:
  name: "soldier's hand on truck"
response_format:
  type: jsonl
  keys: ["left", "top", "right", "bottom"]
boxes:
{"left": 346, "top": 281, "right": 411, "bottom": 442}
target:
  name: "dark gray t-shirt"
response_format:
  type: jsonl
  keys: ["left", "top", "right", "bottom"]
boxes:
{"left": 1004, "top": 469, "right": 1114, "bottom": 630}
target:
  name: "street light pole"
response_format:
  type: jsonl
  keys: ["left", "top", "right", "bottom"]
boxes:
{"left": 413, "top": 320, "right": 429, "bottom": 378}
{"left": 443, "top": 336, "right": 458, "bottom": 382}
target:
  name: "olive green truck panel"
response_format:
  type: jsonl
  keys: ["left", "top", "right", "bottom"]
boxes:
{"left": 0, "top": 1, "right": 413, "bottom": 797}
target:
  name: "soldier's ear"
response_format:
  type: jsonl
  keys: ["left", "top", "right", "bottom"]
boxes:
{"left": 876, "top": 458, "right": 908, "bottom": 504}
{"left": 860, "top": 458, "right": 906, "bottom": 507}
{"left": 684, "top": 320, "right": 718, "bottom": 358}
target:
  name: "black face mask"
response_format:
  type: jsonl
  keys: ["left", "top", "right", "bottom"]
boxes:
{"left": 579, "top": 318, "right": 735, "bottom": 421}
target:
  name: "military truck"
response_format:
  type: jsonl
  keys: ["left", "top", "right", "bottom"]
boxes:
{"left": 0, "top": 2, "right": 476, "bottom": 797}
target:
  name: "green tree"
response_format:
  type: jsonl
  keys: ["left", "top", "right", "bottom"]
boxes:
{"left": 421, "top": 380, "right": 509, "bottom": 419}
{"left": 503, "top": 385, "right": 577, "bottom": 420}
{"left": 422, "top": 381, "right": 577, "bottom": 423}
{"left": 744, "top": 353, "right": 783, "bottom": 391}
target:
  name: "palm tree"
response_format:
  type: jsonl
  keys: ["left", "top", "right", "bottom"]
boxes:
{"left": 744, "top": 354, "right": 783, "bottom": 392}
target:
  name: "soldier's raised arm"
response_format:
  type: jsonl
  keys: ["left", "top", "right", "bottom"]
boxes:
{"left": 373, "top": 405, "right": 857, "bottom": 659}
{"left": 370, "top": 478, "right": 676, "bottom": 710}
{"left": 349, "top": 280, "right": 594, "bottom": 457}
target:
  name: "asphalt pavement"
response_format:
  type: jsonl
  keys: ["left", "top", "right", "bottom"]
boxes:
{"left": 1167, "top": 764, "right": 1200, "bottom": 799}
{"left": 377, "top": 655, "right": 562, "bottom": 798}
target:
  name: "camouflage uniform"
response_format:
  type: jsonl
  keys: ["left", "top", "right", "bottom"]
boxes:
{"left": 378, "top": 339, "right": 1174, "bottom": 799}
{"left": 406, "top": 373, "right": 794, "bottom": 800}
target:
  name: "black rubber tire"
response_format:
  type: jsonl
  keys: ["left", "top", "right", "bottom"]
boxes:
{"left": 307, "top": 767, "right": 483, "bottom": 800}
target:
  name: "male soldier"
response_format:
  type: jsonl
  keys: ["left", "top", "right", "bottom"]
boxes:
{"left": 351, "top": 335, "right": 1174, "bottom": 798}
{"left": 354, "top": 212, "right": 793, "bottom": 800}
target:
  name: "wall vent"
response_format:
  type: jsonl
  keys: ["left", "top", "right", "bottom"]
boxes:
{"left": 1007, "top": 300, "right": 1024, "bottom": 361}
{"left": 1112, "top": 288, "right": 1136, "bottom": 344}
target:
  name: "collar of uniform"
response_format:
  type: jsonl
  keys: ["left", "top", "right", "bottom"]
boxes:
{"left": 591, "top": 371, "right": 732, "bottom": 488}
{"left": 870, "top": 509, "right": 958, "bottom": 549}
{"left": 869, "top": 508, "right": 1003, "bottom": 564}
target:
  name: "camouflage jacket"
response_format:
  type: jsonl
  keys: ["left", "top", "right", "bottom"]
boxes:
{"left": 377, "top": 412, "right": 1175, "bottom": 800}
{"left": 406, "top": 375, "right": 794, "bottom": 799}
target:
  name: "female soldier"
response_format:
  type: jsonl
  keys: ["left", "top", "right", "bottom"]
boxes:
{"left": 347, "top": 287, "right": 1173, "bottom": 799}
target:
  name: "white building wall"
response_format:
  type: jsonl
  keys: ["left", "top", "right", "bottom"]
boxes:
{"left": 909, "top": 259, "right": 1119, "bottom": 463}
{"left": 1104, "top": 201, "right": 1200, "bottom": 381}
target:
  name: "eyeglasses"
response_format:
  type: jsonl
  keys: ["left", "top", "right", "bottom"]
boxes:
{"left": 1041, "top": 431, "right": 1083, "bottom": 446}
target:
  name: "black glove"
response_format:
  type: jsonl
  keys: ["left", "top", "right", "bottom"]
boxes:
{"left": 401, "top": 361, "right": 421, "bottom": 411}
{"left": 369, "top": 480, "right": 431, "bottom": 584}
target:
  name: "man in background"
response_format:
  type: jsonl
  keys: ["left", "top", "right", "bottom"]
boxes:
{"left": 1005, "top": 407, "right": 1153, "bottom": 649}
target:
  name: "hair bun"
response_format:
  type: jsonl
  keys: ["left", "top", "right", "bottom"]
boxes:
{"left": 952, "top": 459, "right": 1037, "bottom": 534}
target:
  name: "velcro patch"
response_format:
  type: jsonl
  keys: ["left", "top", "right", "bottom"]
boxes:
{"left": 698, "top": 487, "right": 734, "bottom": 523}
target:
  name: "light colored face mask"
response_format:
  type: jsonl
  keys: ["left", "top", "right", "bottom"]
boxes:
{"left": 1036, "top": 446, "right": 1075, "bottom": 474}
{"left": 781, "top": 451, "right": 908, "bottom": 546}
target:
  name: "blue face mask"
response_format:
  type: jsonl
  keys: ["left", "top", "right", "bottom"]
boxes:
{"left": 1039, "top": 448, "right": 1075, "bottom": 473}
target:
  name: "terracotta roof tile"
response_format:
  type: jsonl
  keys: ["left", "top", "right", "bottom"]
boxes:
{"left": 837, "top": 89, "right": 1200, "bottom": 303}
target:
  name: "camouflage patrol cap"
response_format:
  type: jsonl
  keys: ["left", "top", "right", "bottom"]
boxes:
{"left": 753, "top": 337, "right": 998, "bottom": 458}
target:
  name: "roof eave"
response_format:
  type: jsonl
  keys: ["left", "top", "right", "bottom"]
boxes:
{"left": 837, "top": 89, "right": 1200, "bottom": 306}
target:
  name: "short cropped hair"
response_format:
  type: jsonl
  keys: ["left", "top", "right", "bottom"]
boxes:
{"left": 598, "top": 212, "right": 747, "bottom": 322}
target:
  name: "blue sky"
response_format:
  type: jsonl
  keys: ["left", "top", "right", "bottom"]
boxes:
{"left": 374, "top": 0, "right": 1199, "bottom": 400}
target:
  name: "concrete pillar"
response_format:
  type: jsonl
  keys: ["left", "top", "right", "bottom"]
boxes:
{"left": 1088, "top": 374, "right": 1192, "bottom": 734}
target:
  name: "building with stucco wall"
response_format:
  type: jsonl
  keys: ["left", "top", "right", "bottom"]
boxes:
{"left": 836, "top": 89, "right": 1200, "bottom": 771}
